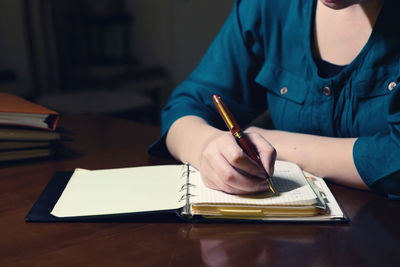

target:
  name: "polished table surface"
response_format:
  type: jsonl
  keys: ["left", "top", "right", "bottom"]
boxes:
{"left": 1, "top": 115, "right": 399, "bottom": 266}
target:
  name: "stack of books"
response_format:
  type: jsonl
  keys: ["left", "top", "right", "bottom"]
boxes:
{"left": 0, "top": 93, "right": 63, "bottom": 162}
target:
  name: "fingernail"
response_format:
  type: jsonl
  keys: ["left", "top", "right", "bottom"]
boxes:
{"left": 269, "top": 161, "right": 275, "bottom": 177}
{"left": 259, "top": 167, "right": 269, "bottom": 179}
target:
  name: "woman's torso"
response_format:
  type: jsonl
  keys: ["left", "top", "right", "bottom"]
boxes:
{"left": 254, "top": 0, "right": 400, "bottom": 138}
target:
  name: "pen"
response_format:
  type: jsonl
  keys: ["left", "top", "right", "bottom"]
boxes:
{"left": 212, "top": 94, "right": 276, "bottom": 193}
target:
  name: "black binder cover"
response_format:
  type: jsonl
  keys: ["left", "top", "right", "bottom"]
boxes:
{"left": 25, "top": 172, "right": 349, "bottom": 224}
{"left": 25, "top": 172, "right": 182, "bottom": 222}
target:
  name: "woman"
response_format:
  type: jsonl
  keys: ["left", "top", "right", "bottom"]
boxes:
{"left": 150, "top": 0, "right": 400, "bottom": 197}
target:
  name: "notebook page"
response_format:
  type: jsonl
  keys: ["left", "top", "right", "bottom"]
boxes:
{"left": 189, "top": 161, "right": 317, "bottom": 206}
{"left": 51, "top": 165, "right": 185, "bottom": 217}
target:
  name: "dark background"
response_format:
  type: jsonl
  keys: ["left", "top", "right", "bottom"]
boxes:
{"left": 0, "top": 0, "right": 234, "bottom": 125}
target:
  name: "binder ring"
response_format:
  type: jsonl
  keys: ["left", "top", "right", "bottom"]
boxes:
{"left": 181, "top": 162, "right": 195, "bottom": 179}
{"left": 179, "top": 193, "right": 196, "bottom": 202}
{"left": 179, "top": 183, "right": 196, "bottom": 192}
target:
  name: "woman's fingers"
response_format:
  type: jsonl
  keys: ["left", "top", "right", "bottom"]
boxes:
{"left": 245, "top": 132, "right": 277, "bottom": 178}
{"left": 199, "top": 131, "right": 275, "bottom": 194}
{"left": 202, "top": 152, "right": 268, "bottom": 194}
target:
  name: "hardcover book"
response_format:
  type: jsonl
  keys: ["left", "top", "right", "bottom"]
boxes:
{"left": 0, "top": 93, "right": 59, "bottom": 130}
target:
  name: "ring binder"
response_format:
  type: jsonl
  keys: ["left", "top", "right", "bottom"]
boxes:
{"left": 40, "top": 161, "right": 346, "bottom": 222}
{"left": 180, "top": 162, "right": 196, "bottom": 216}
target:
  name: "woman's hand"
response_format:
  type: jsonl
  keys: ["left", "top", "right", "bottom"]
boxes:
{"left": 166, "top": 116, "right": 276, "bottom": 194}
{"left": 198, "top": 130, "right": 276, "bottom": 194}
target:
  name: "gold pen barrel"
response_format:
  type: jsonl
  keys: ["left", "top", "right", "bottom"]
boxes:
{"left": 212, "top": 94, "right": 277, "bottom": 195}
{"left": 212, "top": 95, "right": 239, "bottom": 132}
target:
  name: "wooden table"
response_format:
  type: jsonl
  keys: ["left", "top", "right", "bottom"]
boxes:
{"left": 1, "top": 115, "right": 399, "bottom": 266}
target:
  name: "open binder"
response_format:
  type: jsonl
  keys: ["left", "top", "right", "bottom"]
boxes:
{"left": 26, "top": 161, "right": 347, "bottom": 222}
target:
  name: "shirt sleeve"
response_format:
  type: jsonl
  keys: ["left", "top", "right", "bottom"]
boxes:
{"left": 149, "top": 0, "right": 268, "bottom": 157}
{"left": 353, "top": 84, "right": 400, "bottom": 198}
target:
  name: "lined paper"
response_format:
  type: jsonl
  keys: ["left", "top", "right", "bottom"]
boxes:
{"left": 189, "top": 161, "right": 317, "bottom": 206}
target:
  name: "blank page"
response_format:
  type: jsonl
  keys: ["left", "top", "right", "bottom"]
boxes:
{"left": 189, "top": 161, "right": 317, "bottom": 206}
{"left": 51, "top": 165, "right": 185, "bottom": 217}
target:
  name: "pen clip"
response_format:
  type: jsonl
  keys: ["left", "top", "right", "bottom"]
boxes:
{"left": 212, "top": 94, "right": 240, "bottom": 134}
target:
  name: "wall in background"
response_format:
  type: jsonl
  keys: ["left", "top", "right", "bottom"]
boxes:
{"left": 0, "top": 0, "right": 32, "bottom": 96}
{"left": 0, "top": 0, "right": 234, "bottom": 98}
{"left": 127, "top": 0, "right": 234, "bottom": 87}
{"left": 170, "top": 0, "right": 233, "bottom": 85}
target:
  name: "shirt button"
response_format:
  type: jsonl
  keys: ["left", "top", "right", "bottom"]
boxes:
{"left": 280, "top": 87, "right": 288, "bottom": 95}
{"left": 388, "top": 81, "right": 397, "bottom": 91}
{"left": 322, "top": 86, "right": 331, "bottom": 96}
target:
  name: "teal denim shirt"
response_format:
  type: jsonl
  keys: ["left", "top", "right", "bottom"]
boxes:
{"left": 149, "top": 0, "right": 400, "bottom": 197}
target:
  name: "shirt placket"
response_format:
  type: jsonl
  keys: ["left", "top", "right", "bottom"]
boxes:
{"left": 310, "top": 79, "right": 336, "bottom": 137}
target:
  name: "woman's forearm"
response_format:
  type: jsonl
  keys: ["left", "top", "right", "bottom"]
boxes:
{"left": 247, "top": 127, "right": 369, "bottom": 190}
{"left": 166, "top": 116, "right": 222, "bottom": 168}
{"left": 166, "top": 117, "right": 370, "bottom": 191}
